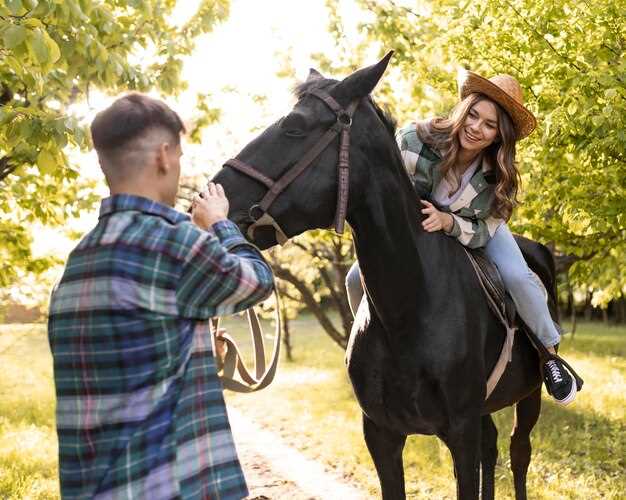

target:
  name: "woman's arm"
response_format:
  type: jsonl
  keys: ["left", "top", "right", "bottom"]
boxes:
{"left": 444, "top": 211, "right": 503, "bottom": 249}
{"left": 396, "top": 124, "right": 438, "bottom": 198}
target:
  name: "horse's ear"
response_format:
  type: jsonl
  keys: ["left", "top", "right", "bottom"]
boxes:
{"left": 335, "top": 51, "right": 394, "bottom": 99}
{"left": 306, "top": 68, "right": 324, "bottom": 82}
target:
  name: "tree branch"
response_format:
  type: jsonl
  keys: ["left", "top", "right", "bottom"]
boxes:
{"left": 272, "top": 265, "right": 347, "bottom": 349}
{"left": 0, "top": 156, "right": 18, "bottom": 183}
{"left": 384, "top": 0, "right": 422, "bottom": 19}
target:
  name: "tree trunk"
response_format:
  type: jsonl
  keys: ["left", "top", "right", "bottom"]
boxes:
{"left": 584, "top": 291, "right": 593, "bottom": 321}
{"left": 281, "top": 306, "right": 293, "bottom": 362}
{"left": 568, "top": 279, "right": 577, "bottom": 337}
{"left": 319, "top": 265, "right": 352, "bottom": 339}
{"left": 618, "top": 297, "right": 626, "bottom": 324}
{"left": 273, "top": 266, "right": 348, "bottom": 349}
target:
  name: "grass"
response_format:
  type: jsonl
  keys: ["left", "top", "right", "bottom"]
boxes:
{"left": 0, "top": 324, "right": 59, "bottom": 500}
{"left": 223, "top": 316, "right": 626, "bottom": 499}
{"left": 0, "top": 318, "right": 624, "bottom": 499}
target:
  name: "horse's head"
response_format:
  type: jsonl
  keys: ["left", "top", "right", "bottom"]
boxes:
{"left": 212, "top": 52, "right": 394, "bottom": 249}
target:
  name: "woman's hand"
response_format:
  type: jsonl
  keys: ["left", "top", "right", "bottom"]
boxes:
{"left": 191, "top": 182, "right": 229, "bottom": 230}
{"left": 421, "top": 200, "right": 454, "bottom": 233}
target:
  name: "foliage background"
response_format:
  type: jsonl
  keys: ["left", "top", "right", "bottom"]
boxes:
{"left": 320, "top": 0, "right": 626, "bottom": 308}
{"left": 1, "top": 0, "right": 624, "bottom": 319}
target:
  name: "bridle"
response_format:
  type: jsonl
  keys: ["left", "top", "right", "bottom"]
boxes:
{"left": 209, "top": 89, "right": 361, "bottom": 393}
{"left": 223, "top": 88, "right": 362, "bottom": 245}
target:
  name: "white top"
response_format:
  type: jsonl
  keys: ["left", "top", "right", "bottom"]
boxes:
{"left": 432, "top": 154, "right": 482, "bottom": 206}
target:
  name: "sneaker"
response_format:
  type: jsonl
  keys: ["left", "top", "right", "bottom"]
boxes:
{"left": 543, "top": 358, "right": 577, "bottom": 405}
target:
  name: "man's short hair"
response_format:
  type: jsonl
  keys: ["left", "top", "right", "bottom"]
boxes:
{"left": 91, "top": 93, "right": 186, "bottom": 154}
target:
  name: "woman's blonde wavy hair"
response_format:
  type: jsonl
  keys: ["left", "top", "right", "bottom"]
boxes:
{"left": 415, "top": 93, "right": 520, "bottom": 221}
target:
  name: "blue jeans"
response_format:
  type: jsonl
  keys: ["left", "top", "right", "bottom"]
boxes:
{"left": 344, "top": 224, "right": 561, "bottom": 347}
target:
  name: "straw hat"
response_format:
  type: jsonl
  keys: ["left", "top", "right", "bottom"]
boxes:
{"left": 457, "top": 69, "right": 537, "bottom": 139}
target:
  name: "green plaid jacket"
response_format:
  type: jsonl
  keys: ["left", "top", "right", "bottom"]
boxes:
{"left": 396, "top": 123, "right": 504, "bottom": 248}
{"left": 48, "top": 194, "right": 274, "bottom": 500}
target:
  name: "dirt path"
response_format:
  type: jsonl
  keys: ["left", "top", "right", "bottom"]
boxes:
{"left": 229, "top": 408, "right": 368, "bottom": 499}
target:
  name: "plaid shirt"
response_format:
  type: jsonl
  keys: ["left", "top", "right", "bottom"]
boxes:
{"left": 48, "top": 194, "right": 273, "bottom": 500}
{"left": 397, "top": 123, "right": 504, "bottom": 248}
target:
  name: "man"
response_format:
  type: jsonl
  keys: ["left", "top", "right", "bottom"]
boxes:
{"left": 48, "top": 93, "right": 273, "bottom": 499}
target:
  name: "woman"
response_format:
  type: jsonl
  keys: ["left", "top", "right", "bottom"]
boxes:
{"left": 345, "top": 70, "right": 579, "bottom": 405}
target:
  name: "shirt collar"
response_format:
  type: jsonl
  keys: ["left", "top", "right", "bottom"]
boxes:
{"left": 480, "top": 154, "right": 494, "bottom": 173}
{"left": 99, "top": 194, "right": 189, "bottom": 225}
{"left": 433, "top": 141, "right": 493, "bottom": 173}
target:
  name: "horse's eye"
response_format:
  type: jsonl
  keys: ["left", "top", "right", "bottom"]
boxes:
{"left": 280, "top": 113, "right": 308, "bottom": 138}
{"left": 285, "top": 129, "right": 305, "bottom": 138}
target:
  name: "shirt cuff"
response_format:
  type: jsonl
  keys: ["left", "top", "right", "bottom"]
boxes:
{"left": 210, "top": 219, "right": 248, "bottom": 250}
{"left": 444, "top": 214, "right": 462, "bottom": 238}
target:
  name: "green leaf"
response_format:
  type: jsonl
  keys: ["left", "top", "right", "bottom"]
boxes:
{"left": 3, "top": 25, "right": 28, "bottom": 49}
{"left": 45, "top": 33, "right": 60, "bottom": 63}
{"left": 567, "top": 102, "right": 577, "bottom": 115}
{"left": 23, "top": 18, "right": 43, "bottom": 28}
{"left": 6, "top": 0, "right": 24, "bottom": 16}
{"left": 28, "top": 30, "right": 49, "bottom": 64}
{"left": 0, "top": 0, "right": 230, "bottom": 295}
{"left": 37, "top": 149, "right": 56, "bottom": 174}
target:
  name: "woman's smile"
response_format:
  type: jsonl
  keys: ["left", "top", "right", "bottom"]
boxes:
{"left": 464, "top": 129, "right": 482, "bottom": 143}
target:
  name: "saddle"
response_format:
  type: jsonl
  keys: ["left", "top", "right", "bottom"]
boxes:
{"left": 466, "top": 248, "right": 517, "bottom": 326}
{"left": 463, "top": 248, "right": 584, "bottom": 399}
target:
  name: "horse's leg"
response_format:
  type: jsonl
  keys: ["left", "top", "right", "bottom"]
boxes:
{"left": 510, "top": 388, "right": 541, "bottom": 500}
{"left": 480, "top": 414, "right": 498, "bottom": 500}
{"left": 445, "top": 416, "right": 482, "bottom": 500}
{"left": 363, "top": 414, "right": 407, "bottom": 500}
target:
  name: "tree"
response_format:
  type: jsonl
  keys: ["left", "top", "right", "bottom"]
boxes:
{"left": 323, "top": 0, "right": 626, "bottom": 306}
{"left": 268, "top": 230, "right": 355, "bottom": 350}
{"left": 0, "top": 0, "right": 229, "bottom": 288}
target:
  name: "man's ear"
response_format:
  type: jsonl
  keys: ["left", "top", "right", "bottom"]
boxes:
{"left": 156, "top": 142, "right": 171, "bottom": 175}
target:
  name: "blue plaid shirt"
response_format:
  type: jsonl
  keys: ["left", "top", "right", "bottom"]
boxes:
{"left": 48, "top": 194, "right": 273, "bottom": 499}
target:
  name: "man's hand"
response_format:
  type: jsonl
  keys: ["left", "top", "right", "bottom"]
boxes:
{"left": 191, "top": 182, "right": 229, "bottom": 230}
{"left": 214, "top": 329, "right": 228, "bottom": 364}
{"left": 421, "top": 200, "right": 454, "bottom": 233}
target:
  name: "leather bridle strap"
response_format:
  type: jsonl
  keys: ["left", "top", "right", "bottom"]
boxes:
{"left": 334, "top": 100, "right": 358, "bottom": 234}
{"left": 256, "top": 121, "right": 345, "bottom": 212}
{"left": 224, "top": 158, "right": 275, "bottom": 189}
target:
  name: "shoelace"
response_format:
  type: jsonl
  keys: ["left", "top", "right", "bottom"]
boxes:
{"left": 546, "top": 360, "right": 563, "bottom": 383}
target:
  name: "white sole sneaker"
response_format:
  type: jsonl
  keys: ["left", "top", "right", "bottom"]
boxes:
{"left": 552, "top": 373, "right": 578, "bottom": 406}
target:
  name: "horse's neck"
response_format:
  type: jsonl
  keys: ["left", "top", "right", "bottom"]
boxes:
{"left": 348, "top": 155, "right": 432, "bottom": 331}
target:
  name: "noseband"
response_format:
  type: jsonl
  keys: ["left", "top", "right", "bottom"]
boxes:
{"left": 223, "top": 89, "right": 361, "bottom": 245}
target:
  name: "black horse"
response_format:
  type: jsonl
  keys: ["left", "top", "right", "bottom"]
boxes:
{"left": 213, "top": 53, "right": 557, "bottom": 500}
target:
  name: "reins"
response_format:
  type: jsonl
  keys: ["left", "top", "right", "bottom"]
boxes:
{"left": 211, "top": 283, "right": 282, "bottom": 393}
